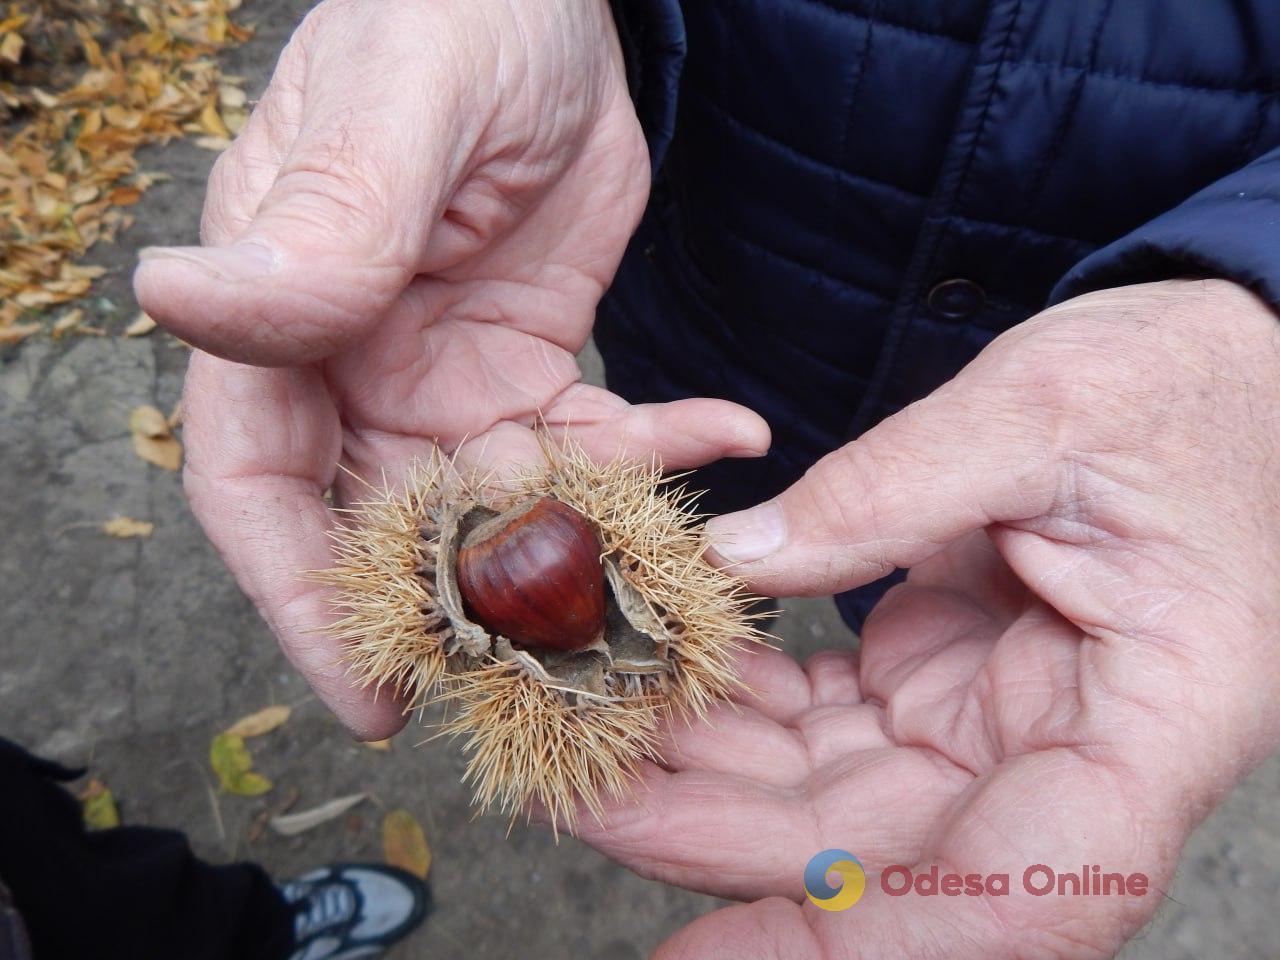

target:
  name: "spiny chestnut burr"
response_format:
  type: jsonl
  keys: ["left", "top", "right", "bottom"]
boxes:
{"left": 316, "top": 441, "right": 771, "bottom": 825}
{"left": 456, "top": 497, "right": 606, "bottom": 652}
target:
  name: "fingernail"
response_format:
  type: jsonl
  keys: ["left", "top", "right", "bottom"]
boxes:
{"left": 139, "top": 241, "right": 278, "bottom": 280}
{"left": 727, "top": 439, "right": 770, "bottom": 458}
{"left": 705, "top": 501, "right": 786, "bottom": 564}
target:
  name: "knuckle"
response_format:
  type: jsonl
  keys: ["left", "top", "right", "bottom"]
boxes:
{"left": 268, "top": 151, "right": 390, "bottom": 250}
{"left": 199, "top": 148, "right": 245, "bottom": 244}
{"left": 799, "top": 446, "right": 874, "bottom": 544}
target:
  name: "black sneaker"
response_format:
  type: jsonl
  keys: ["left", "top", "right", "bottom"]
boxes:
{"left": 278, "top": 863, "right": 430, "bottom": 960}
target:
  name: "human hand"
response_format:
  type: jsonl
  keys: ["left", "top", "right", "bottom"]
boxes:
{"left": 567, "top": 280, "right": 1280, "bottom": 958}
{"left": 132, "top": 0, "right": 770, "bottom": 738}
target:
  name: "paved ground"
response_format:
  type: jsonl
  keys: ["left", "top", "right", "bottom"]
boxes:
{"left": 2, "top": 3, "right": 1279, "bottom": 958}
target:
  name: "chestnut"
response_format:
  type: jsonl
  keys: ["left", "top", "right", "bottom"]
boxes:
{"left": 456, "top": 497, "right": 606, "bottom": 652}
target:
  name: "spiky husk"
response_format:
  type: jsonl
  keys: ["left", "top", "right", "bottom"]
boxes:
{"left": 315, "top": 439, "right": 768, "bottom": 826}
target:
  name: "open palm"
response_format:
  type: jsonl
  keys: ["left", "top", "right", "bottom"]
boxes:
{"left": 572, "top": 531, "right": 1181, "bottom": 957}
{"left": 134, "top": 0, "right": 769, "bottom": 738}
{"left": 569, "top": 283, "right": 1280, "bottom": 958}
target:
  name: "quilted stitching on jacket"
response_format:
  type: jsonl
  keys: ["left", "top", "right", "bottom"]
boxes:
{"left": 599, "top": 0, "right": 1280, "bottom": 520}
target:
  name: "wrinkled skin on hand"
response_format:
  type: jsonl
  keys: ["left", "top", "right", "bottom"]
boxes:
{"left": 561, "top": 280, "right": 1280, "bottom": 959}
{"left": 132, "top": 1, "right": 1280, "bottom": 953}
{"left": 132, "top": 0, "right": 770, "bottom": 738}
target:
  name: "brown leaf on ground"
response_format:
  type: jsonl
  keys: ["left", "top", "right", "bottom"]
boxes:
{"left": 382, "top": 809, "right": 431, "bottom": 879}
{"left": 224, "top": 704, "right": 291, "bottom": 738}
{"left": 246, "top": 784, "right": 300, "bottom": 843}
{"left": 50, "top": 307, "right": 83, "bottom": 338}
{"left": 130, "top": 403, "right": 168, "bottom": 437}
{"left": 193, "top": 134, "right": 232, "bottom": 151}
{"left": 0, "top": 322, "right": 41, "bottom": 344}
{"left": 0, "top": 31, "right": 23, "bottom": 64}
{"left": 102, "top": 516, "right": 153, "bottom": 538}
{"left": 80, "top": 777, "right": 121, "bottom": 830}
{"left": 129, "top": 403, "right": 182, "bottom": 470}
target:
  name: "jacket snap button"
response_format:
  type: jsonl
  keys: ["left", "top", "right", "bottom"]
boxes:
{"left": 927, "top": 279, "right": 986, "bottom": 320}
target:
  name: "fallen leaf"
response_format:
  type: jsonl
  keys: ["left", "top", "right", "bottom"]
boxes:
{"left": 124, "top": 312, "right": 156, "bottom": 336}
{"left": 194, "top": 135, "right": 233, "bottom": 151}
{"left": 129, "top": 404, "right": 182, "bottom": 470}
{"left": 102, "top": 516, "right": 154, "bottom": 538}
{"left": 130, "top": 404, "right": 169, "bottom": 438}
{"left": 275, "top": 784, "right": 301, "bottom": 815}
{"left": 198, "top": 98, "right": 230, "bottom": 138}
{"left": 131, "top": 431, "right": 183, "bottom": 470}
{"left": 246, "top": 807, "right": 271, "bottom": 844}
{"left": 271, "top": 794, "right": 368, "bottom": 837}
{"left": 209, "top": 732, "right": 272, "bottom": 797}
{"left": 382, "top": 809, "right": 431, "bottom": 879}
{"left": 218, "top": 84, "right": 246, "bottom": 108}
{"left": 80, "top": 777, "right": 120, "bottom": 830}
{"left": 0, "top": 323, "right": 41, "bottom": 345}
{"left": 28, "top": 86, "right": 58, "bottom": 109}
{"left": 51, "top": 308, "right": 84, "bottom": 338}
{"left": 0, "top": 0, "right": 252, "bottom": 332}
{"left": 224, "top": 705, "right": 291, "bottom": 738}
{"left": 363, "top": 738, "right": 392, "bottom": 752}
{"left": 0, "top": 30, "right": 23, "bottom": 64}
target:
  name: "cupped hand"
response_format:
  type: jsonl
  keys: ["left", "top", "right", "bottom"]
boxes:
{"left": 567, "top": 280, "right": 1280, "bottom": 958}
{"left": 132, "top": 0, "right": 770, "bottom": 738}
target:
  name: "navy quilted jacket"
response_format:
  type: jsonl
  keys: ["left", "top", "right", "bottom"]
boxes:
{"left": 596, "top": 0, "right": 1280, "bottom": 622}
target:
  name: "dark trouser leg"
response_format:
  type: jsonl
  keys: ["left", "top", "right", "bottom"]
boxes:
{"left": 0, "top": 739, "right": 294, "bottom": 960}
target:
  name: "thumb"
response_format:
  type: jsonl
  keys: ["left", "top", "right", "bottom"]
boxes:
{"left": 133, "top": 46, "right": 471, "bottom": 366}
{"left": 704, "top": 381, "right": 1061, "bottom": 596}
{"left": 132, "top": 150, "right": 422, "bottom": 366}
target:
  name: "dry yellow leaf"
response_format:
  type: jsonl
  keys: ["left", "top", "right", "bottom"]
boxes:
{"left": 223, "top": 108, "right": 247, "bottom": 135}
{"left": 28, "top": 86, "right": 58, "bottom": 109}
{"left": 0, "top": 323, "right": 41, "bottom": 345}
{"left": 218, "top": 84, "right": 246, "bottom": 108}
{"left": 198, "top": 99, "right": 230, "bottom": 138}
{"left": 193, "top": 135, "right": 233, "bottom": 151}
{"left": 130, "top": 404, "right": 169, "bottom": 439}
{"left": 129, "top": 404, "right": 183, "bottom": 470}
{"left": 102, "top": 516, "right": 154, "bottom": 538}
{"left": 132, "top": 433, "right": 181, "bottom": 469}
{"left": 15, "top": 290, "right": 55, "bottom": 307}
{"left": 51, "top": 308, "right": 84, "bottom": 338}
{"left": 0, "top": 30, "right": 23, "bottom": 63}
{"left": 0, "top": 0, "right": 253, "bottom": 333}
{"left": 124, "top": 312, "right": 157, "bottom": 336}
{"left": 382, "top": 809, "right": 431, "bottom": 879}
{"left": 80, "top": 778, "right": 121, "bottom": 830}
{"left": 224, "top": 705, "right": 291, "bottom": 738}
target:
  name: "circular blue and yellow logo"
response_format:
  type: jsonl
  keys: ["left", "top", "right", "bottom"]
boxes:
{"left": 804, "top": 849, "right": 866, "bottom": 911}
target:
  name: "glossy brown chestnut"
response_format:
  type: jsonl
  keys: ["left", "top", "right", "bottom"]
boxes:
{"left": 456, "top": 497, "right": 606, "bottom": 652}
